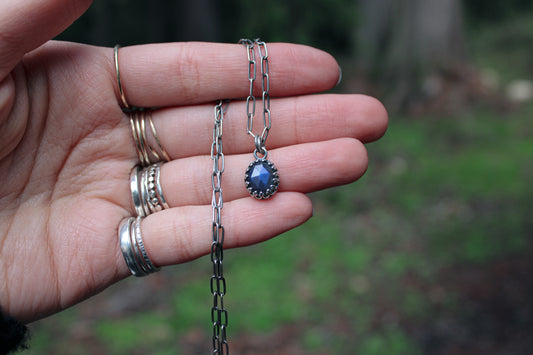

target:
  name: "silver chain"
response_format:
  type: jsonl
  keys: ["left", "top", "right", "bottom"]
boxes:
{"left": 240, "top": 38, "right": 271, "bottom": 160}
{"left": 211, "top": 99, "right": 229, "bottom": 354}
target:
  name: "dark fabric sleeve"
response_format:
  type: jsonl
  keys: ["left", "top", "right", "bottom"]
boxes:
{"left": 0, "top": 307, "right": 29, "bottom": 354}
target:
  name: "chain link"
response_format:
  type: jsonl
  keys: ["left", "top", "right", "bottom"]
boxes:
{"left": 209, "top": 39, "right": 271, "bottom": 351}
{"left": 239, "top": 39, "right": 271, "bottom": 159}
{"left": 211, "top": 99, "right": 229, "bottom": 354}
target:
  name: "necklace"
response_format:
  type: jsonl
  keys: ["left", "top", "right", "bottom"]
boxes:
{"left": 210, "top": 99, "right": 229, "bottom": 354}
{"left": 240, "top": 39, "right": 280, "bottom": 200}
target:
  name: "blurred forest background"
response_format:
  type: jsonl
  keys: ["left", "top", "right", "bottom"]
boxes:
{"left": 27, "top": 0, "right": 532, "bottom": 354}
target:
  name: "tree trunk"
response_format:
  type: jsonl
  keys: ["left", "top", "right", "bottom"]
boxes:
{"left": 358, "top": 0, "right": 468, "bottom": 112}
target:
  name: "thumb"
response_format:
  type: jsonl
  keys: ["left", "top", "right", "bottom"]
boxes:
{"left": 0, "top": 0, "right": 93, "bottom": 78}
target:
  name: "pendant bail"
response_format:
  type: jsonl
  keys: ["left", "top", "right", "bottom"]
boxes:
{"left": 253, "top": 148, "right": 268, "bottom": 161}
{"left": 254, "top": 134, "right": 264, "bottom": 153}
{"left": 253, "top": 134, "right": 267, "bottom": 159}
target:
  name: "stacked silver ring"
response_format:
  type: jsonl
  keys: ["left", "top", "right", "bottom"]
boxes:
{"left": 119, "top": 216, "right": 161, "bottom": 276}
{"left": 115, "top": 45, "right": 168, "bottom": 278}
{"left": 120, "top": 163, "right": 169, "bottom": 277}
{"left": 130, "top": 163, "right": 169, "bottom": 217}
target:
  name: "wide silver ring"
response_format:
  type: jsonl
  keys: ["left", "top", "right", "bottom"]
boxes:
{"left": 130, "top": 163, "right": 170, "bottom": 217}
{"left": 118, "top": 216, "right": 160, "bottom": 277}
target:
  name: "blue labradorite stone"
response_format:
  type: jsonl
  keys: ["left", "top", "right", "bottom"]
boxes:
{"left": 250, "top": 161, "right": 274, "bottom": 191}
{"left": 245, "top": 159, "right": 279, "bottom": 199}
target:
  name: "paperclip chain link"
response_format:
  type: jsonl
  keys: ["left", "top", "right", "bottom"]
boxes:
{"left": 210, "top": 99, "right": 229, "bottom": 354}
{"left": 240, "top": 38, "right": 271, "bottom": 159}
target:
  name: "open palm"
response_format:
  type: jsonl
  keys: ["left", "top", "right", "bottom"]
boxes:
{"left": 0, "top": 0, "right": 387, "bottom": 324}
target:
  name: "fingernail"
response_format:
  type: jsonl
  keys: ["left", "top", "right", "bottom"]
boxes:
{"left": 336, "top": 65, "right": 343, "bottom": 87}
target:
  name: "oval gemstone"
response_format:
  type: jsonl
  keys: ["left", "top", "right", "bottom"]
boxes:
{"left": 245, "top": 159, "right": 279, "bottom": 199}
{"left": 250, "top": 161, "right": 274, "bottom": 190}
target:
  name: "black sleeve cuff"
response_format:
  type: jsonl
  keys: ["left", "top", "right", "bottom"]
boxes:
{"left": 0, "top": 307, "right": 29, "bottom": 354}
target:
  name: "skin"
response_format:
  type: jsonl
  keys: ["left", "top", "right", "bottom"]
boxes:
{"left": 0, "top": 0, "right": 388, "bottom": 324}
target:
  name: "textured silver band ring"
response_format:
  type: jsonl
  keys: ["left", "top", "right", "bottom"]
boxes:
{"left": 118, "top": 216, "right": 160, "bottom": 277}
{"left": 144, "top": 165, "right": 161, "bottom": 213}
{"left": 133, "top": 216, "right": 160, "bottom": 274}
{"left": 130, "top": 163, "right": 170, "bottom": 217}
{"left": 144, "top": 163, "right": 170, "bottom": 213}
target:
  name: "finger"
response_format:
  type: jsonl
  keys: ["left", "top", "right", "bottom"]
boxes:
{"left": 116, "top": 192, "right": 313, "bottom": 273}
{"left": 0, "top": 65, "right": 28, "bottom": 160}
{"left": 146, "top": 94, "right": 388, "bottom": 161}
{"left": 113, "top": 42, "right": 340, "bottom": 107}
{"left": 157, "top": 138, "right": 367, "bottom": 208}
{"left": 0, "top": 0, "right": 92, "bottom": 77}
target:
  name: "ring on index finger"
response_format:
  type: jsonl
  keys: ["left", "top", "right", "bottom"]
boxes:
{"left": 114, "top": 45, "right": 130, "bottom": 109}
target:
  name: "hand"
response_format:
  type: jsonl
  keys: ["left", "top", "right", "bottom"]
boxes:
{"left": 0, "top": 0, "right": 387, "bottom": 323}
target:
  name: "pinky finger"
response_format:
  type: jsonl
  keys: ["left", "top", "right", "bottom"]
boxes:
{"left": 115, "top": 192, "right": 313, "bottom": 275}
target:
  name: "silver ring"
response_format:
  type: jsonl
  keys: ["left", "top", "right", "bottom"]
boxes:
{"left": 130, "top": 163, "right": 170, "bottom": 217}
{"left": 114, "top": 44, "right": 130, "bottom": 109}
{"left": 130, "top": 110, "right": 171, "bottom": 167}
{"left": 133, "top": 216, "right": 160, "bottom": 273}
{"left": 143, "top": 165, "right": 161, "bottom": 214}
{"left": 118, "top": 217, "right": 146, "bottom": 276}
{"left": 118, "top": 216, "right": 160, "bottom": 277}
{"left": 130, "top": 166, "right": 146, "bottom": 217}
{"left": 155, "top": 163, "right": 169, "bottom": 209}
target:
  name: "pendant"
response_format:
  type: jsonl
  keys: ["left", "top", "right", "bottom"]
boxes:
{"left": 244, "top": 159, "right": 279, "bottom": 199}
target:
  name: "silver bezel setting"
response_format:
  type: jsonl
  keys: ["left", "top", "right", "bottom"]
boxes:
{"left": 244, "top": 159, "right": 280, "bottom": 200}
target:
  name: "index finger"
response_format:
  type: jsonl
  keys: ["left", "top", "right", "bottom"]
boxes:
{"left": 112, "top": 42, "right": 341, "bottom": 107}
{"left": 0, "top": 0, "right": 92, "bottom": 77}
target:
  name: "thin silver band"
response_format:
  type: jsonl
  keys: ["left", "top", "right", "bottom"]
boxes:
{"left": 119, "top": 217, "right": 147, "bottom": 276}
{"left": 130, "top": 166, "right": 145, "bottom": 217}
{"left": 114, "top": 45, "right": 130, "bottom": 109}
{"left": 130, "top": 110, "right": 171, "bottom": 167}
{"left": 155, "top": 163, "right": 169, "bottom": 209}
{"left": 118, "top": 216, "right": 160, "bottom": 277}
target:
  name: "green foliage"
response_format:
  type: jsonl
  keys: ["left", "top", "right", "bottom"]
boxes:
{"left": 469, "top": 11, "right": 533, "bottom": 84}
{"left": 96, "top": 313, "right": 176, "bottom": 354}
{"left": 171, "top": 279, "right": 209, "bottom": 331}
{"left": 464, "top": 0, "right": 533, "bottom": 25}
{"left": 226, "top": 241, "right": 306, "bottom": 332}
{"left": 359, "top": 328, "right": 422, "bottom": 355}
